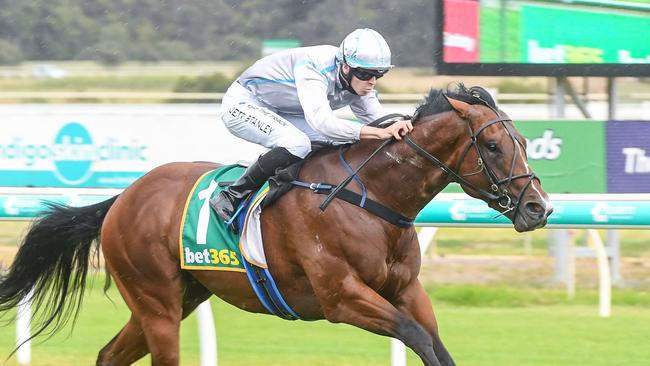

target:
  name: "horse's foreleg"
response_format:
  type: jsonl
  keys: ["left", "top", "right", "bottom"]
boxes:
{"left": 395, "top": 280, "right": 455, "bottom": 366}
{"left": 314, "top": 275, "right": 442, "bottom": 366}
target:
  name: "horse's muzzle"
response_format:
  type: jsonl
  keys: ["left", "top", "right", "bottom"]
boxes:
{"left": 515, "top": 200, "right": 554, "bottom": 232}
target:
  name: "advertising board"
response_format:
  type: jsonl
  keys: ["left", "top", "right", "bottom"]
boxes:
{"left": 0, "top": 105, "right": 647, "bottom": 194}
{"left": 513, "top": 121, "right": 606, "bottom": 193}
{"left": 606, "top": 121, "right": 650, "bottom": 193}
{"left": 435, "top": 0, "right": 650, "bottom": 76}
{"left": 0, "top": 105, "right": 265, "bottom": 188}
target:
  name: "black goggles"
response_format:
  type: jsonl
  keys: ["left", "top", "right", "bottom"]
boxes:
{"left": 350, "top": 67, "right": 388, "bottom": 81}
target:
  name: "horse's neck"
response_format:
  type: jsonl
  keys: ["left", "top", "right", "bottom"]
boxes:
{"left": 348, "top": 113, "right": 466, "bottom": 218}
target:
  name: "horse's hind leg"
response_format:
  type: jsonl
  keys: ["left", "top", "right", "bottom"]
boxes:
{"left": 96, "top": 316, "right": 148, "bottom": 366}
{"left": 100, "top": 231, "right": 190, "bottom": 366}
{"left": 97, "top": 276, "right": 211, "bottom": 366}
{"left": 97, "top": 266, "right": 183, "bottom": 365}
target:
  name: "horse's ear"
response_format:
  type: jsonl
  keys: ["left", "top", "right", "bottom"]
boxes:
{"left": 444, "top": 96, "right": 471, "bottom": 119}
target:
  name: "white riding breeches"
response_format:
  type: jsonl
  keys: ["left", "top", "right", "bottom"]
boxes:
{"left": 220, "top": 81, "right": 327, "bottom": 159}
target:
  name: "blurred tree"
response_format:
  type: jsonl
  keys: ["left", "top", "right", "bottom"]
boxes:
{"left": 0, "top": 0, "right": 436, "bottom": 66}
{"left": 0, "top": 39, "right": 23, "bottom": 64}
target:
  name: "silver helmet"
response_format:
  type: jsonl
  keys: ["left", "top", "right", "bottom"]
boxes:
{"left": 337, "top": 28, "right": 394, "bottom": 70}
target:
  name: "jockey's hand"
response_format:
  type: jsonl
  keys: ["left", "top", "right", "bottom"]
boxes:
{"left": 386, "top": 119, "right": 413, "bottom": 140}
{"left": 360, "top": 119, "right": 413, "bottom": 140}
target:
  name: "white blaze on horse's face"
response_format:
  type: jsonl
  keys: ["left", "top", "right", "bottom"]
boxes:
{"left": 447, "top": 98, "right": 553, "bottom": 232}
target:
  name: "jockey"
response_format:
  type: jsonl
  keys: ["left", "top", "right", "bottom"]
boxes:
{"left": 210, "top": 28, "right": 413, "bottom": 223}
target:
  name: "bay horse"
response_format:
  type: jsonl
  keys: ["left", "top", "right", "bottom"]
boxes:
{"left": 0, "top": 85, "right": 552, "bottom": 366}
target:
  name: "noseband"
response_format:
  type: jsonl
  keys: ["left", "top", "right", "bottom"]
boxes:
{"left": 404, "top": 99, "right": 539, "bottom": 222}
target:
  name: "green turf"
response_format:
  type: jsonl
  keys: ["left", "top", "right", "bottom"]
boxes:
{"left": 1, "top": 279, "right": 649, "bottom": 366}
{"left": 429, "top": 228, "right": 650, "bottom": 258}
{"left": 428, "top": 284, "right": 650, "bottom": 308}
{"left": 439, "top": 306, "right": 650, "bottom": 366}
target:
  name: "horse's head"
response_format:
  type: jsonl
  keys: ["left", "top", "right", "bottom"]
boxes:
{"left": 407, "top": 84, "right": 552, "bottom": 232}
{"left": 443, "top": 86, "right": 553, "bottom": 231}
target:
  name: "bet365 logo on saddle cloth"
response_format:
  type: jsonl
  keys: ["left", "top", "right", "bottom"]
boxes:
{"left": 180, "top": 165, "right": 246, "bottom": 272}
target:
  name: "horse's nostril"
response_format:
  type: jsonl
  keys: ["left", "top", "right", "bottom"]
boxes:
{"left": 525, "top": 202, "right": 545, "bottom": 220}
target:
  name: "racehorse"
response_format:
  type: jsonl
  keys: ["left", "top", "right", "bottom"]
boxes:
{"left": 0, "top": 84, "right": 552, "bottom": 366}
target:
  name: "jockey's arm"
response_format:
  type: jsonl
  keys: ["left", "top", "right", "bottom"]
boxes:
{"left": 294, "top": 63, "right": 413, "bottom": 142}
{"left": 350, "top": 95, "right": 412, "bottom": 140}
{"left": 359, "top": 120, "right": 413, "bottom": 141}
{"left": 294, "top": 64, "right": 364, "bottom": 142}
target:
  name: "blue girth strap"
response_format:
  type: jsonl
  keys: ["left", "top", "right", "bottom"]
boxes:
{"left": 241, "top": 259, "right": 301, "bottom": 320}
{"left": 234, "top": 188, "right": 301, "bottom": 321}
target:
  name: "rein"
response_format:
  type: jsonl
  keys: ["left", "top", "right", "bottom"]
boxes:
{"left": 318, "top": 113, "right": 409, "bottom": 211}
{"left": 300, "top": 99, "right": 539, "bottom": 227}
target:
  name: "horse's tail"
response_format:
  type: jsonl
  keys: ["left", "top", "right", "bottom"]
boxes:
{"left": 0, "top": 195, "right": 118, "bottom": 344}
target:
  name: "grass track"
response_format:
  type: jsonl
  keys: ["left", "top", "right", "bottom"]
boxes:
{"left": 0, "top": 279, "right": 649, "bottom": 366}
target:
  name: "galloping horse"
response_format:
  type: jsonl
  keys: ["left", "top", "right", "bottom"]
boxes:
{"left": 0, "top": 85, "right": 552, "bottom": 366}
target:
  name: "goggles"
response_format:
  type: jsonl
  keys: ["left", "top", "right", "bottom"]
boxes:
{"left": 350, "top": 67, "right": 388, "bottom": 81}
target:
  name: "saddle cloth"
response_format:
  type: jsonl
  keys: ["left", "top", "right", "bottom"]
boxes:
{"left": 179, "top": 165, "right": 269, "bottom": 271}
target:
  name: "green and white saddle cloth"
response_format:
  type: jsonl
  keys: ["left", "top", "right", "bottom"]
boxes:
{"left": 179, "top": 165, "right": 269, "bottom": 272}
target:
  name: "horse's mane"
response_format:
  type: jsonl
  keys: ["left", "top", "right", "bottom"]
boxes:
{"left": 413, "top": 83, "right": 497, "bottom": 122}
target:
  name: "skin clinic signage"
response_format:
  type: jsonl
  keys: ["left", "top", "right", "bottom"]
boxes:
{"left": 0, "top": 105, "right": 266, "bottom": 188}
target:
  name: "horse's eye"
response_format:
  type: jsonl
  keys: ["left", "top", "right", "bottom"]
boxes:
{"left": 486, "top": 141, "right": 500, "bottom": 153}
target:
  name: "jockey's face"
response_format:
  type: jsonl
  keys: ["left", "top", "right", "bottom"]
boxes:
{"left": 342, "top": 64, "right": 380, "bottom": 96}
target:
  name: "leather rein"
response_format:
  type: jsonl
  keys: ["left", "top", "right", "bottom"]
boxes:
{"left": 312, "top": 101, "right": 539, "bottom": 226}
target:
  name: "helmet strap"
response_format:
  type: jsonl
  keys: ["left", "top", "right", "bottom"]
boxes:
{"left": 339, "top": 65, "right": 358, "bottom": 95}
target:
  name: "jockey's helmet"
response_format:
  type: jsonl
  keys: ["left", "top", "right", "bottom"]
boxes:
{"left": 337, "top": 28, "right": 394, "bottom": 71}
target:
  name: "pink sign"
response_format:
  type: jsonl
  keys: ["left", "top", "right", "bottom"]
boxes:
{"left": 443, "top": 0, "right": 480, "bottom": 62}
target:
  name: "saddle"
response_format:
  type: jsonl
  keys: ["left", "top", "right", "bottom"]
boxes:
{"left": 262, "top": 156, "right": 306, "bottom": 209}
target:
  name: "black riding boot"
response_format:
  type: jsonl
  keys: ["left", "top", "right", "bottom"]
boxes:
{"left": 210, "top": 147, "right": 301, "bottom": 223}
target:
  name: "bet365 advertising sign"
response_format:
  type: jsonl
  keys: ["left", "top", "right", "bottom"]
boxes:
{"left": 522, "top": 4, "right": 650, "bottom": 64}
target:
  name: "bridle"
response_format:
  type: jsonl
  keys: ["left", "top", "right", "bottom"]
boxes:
{"left": 316, "top": 99, "right": 539, "bottom": 225}
{"left": 403, "top": 96, "right": 540, "bottom": 222}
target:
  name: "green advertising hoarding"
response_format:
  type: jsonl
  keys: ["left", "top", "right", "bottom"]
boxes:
{"left": 514, "top": 121, "right": 606, "bottom": 193}
{"left": 479, "top": 5, "right": 521, "bottom": 63}
{"left": 441, "top": 121, "right": 606, "bottom": 194}
{"left": 521, "top": 4, "right": 650, "bottom": 64}
{"left": 436, "top": 0, "right": 650, "bottom": 75}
